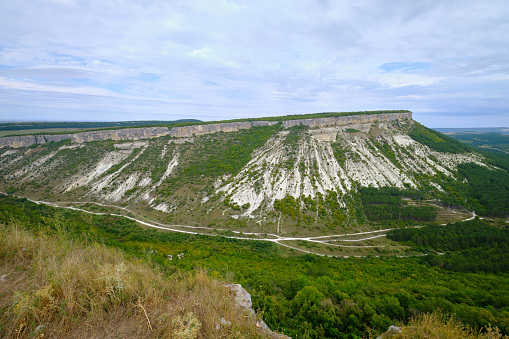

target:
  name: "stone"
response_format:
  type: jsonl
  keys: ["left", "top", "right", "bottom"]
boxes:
{"left": 225, "top": 283, "right": 292, "bottom": 338}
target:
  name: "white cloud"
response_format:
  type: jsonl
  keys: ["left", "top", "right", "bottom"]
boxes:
{"left": 0, "top": 0, "right": 508, "bottom": 126}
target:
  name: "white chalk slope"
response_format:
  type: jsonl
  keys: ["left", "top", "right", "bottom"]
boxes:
{"left": 0, "top": 119, "right": 486, "bottom": 219}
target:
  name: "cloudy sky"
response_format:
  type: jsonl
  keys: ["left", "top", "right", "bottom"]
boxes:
{"left": 0, "top": 0, "right": 508, "bottom": 127}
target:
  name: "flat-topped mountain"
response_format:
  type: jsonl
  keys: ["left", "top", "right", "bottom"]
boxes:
{"left": 1, "top": 111, "right": 509, "bottom": 338}
{"left": 1, "top": 111, "right": 507, "bottom": 237}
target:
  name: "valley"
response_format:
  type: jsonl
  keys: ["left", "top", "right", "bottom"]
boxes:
{"left": 0, "top": 110, "right": 496, "bottom": 240}
{"left": 1, "top": 111, "right": 509, "bottom": 338}
{"left": 1, "top": 194, "right": 508, "bottom": 338}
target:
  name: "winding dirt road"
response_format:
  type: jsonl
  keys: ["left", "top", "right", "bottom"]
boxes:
{"left": 1, "top": 192, "right": 476, "bottom": 257}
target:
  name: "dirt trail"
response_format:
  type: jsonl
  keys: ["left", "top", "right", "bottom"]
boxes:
{"left": 0, "top": 193, "right": 478, "bottom": 257}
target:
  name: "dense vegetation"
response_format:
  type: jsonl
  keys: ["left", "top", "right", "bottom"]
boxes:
{"left": 273, "top": 191, "right": 351, "bottom": 231}
{"left": 409, "top": 122, "right": 471, "bottom": 154}
{"left": 1, "top": 195, "right": 508, "bottom": 338}
{"left": 163, "top": 125, "right": 280, "bottom": 193}
{"left": 388, "top": 219, "right": 509, "bottom": 273}
{"left": 482, "top": 148, "right": 509, "bottom": 171}
{"left": 408, "top": 131, "right": 509, "bottom": 218}
{"left": 359, "top": 187, "right": 437, "bottom": 223}
{"left": 421, "top": 150, "right": 509, "bottom": 218}
{"left": 432, "top": 133, "right": 509, "bottom": 217}
{"left": 457, "top": 163, "right": 509, "bottom": 217}
{"left": 446, "top": 132, "right": 509, "bottom": 153}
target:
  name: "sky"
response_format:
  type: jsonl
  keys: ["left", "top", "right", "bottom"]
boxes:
{"left": 0, "top": 0, "right": 508, "bottom": 127}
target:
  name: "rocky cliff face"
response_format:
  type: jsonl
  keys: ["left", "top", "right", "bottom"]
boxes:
{"left": 71, "top": 127, "right": 170, "bottom": 143}
{"left": 0, "top": 112, "right": 411, "bottom": 148}
{"left": 0, "top": 135, "right": 39, "bottom": 148}
{"left": 282, "top": 112, "right": 412, "bottom": 128}
{"left": 168, "top": 122, "right": 252, "bottom": 138}
{"left": 0, "top": 111, "right": 487, "bottom": 238}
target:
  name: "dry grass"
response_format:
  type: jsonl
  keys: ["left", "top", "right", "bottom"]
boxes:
{"left": 382, "top": 312, "right": 508, "bottom": 339}
{"left": 0, "top": 223, "right": 265, "bottom": 338}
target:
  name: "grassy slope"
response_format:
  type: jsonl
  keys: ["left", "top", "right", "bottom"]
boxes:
{"left": 385, "top": 312, "right": 508, "bottom": 339}
{"left": 0, "top": 223, "right": 265, "bottom": 338}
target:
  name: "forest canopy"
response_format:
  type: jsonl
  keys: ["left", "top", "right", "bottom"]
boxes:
{"left": 1, "top": 195, "right": 508, "bottom": 338}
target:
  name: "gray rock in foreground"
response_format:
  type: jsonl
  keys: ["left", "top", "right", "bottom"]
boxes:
{"left": 225, "top": 283, "right": 291, "bottom": 339}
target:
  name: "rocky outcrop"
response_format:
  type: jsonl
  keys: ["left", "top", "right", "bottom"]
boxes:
{"left": 168, "top": 122, "right": 251, "bottom": 138}
{"left": 71, "top": 127, "right": 170, "bottom": 143}
{"left": 251, "top": 121, "right": 279, "bottom": 127}
{"left": 44, "top": 134, "right": 73, "bottom": 143}
{"left": 0, "top": 112, "right": 412, "bottom": 148}
{"left": 36, "top": 135, "right": 47, "bottom": 144}
{"left": 282, "top": 112, "right": 412, "bottom": 129}
{"left": 377, "top": 325, "right": 402, "bottom": 338}
{"left": 0, "top": 135, "right": 38, "bottom": 148}
{"left": 225, "top": 284, "right": 291, "bottom": 338}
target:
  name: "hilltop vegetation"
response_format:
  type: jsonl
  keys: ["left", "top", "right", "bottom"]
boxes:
{"left": 409, "top": 122, "right": 471, "bottom": 154}
{"left": 1, "top": 195, "right": 508, "bottom": 338}
{"left": 0, "top": 119, "right": 200, "bottom": 133}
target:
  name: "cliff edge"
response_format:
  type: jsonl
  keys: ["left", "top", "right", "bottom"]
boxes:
{"left": 0, "top": 112, "right": 412, "bottom": 148}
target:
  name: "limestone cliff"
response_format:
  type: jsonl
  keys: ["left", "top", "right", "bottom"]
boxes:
{"left": 71, "top": 127, "right": 170, "bottom": 143}
{"left": 168, "top": 122, "right": 252, "bottom": 138}
{"left": 282, "top": 112, "right": 412, "bottom": 128}
{"left": 44, "top": 134, "right": 73, "bottom": 143}
{"left": 0, "top": 135, "right": 39, "bottom": 148}
{"left": 0, "top": 112, "right": 412, "bottom": 148}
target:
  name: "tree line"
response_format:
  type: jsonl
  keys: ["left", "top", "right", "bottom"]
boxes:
{"left": 387, "top": 219, "right": 509, "bottom": 273}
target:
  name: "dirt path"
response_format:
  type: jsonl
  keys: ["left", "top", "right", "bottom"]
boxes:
{"left": 0, "top": 192, "right": 478, "bottom": 257}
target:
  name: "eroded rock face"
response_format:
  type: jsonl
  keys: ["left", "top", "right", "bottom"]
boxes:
{"left": 44, "top": 134, "right": 73, "bottom": 143}
{"left": 71, "top": 127, "right": 170, "bottom": 143}
{"left": 282, "top": 112, "right": 412, "bottom": 129}
{"left": 1, "top": 111, "right": 488, "bottom": 224}
{"left": 168, "top": 122, "right": 252, "bottom": 138}
{"left": 0, "top": 135, "right": 38, "bottom": 148}
{"left": 0, "top": 113, "right": 412, "bottom": 148}
{"left": 252, "top": 121, "right": 279, "bottom": 127}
